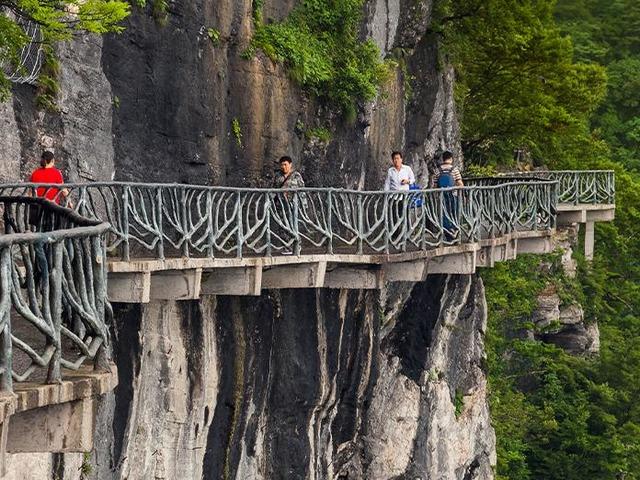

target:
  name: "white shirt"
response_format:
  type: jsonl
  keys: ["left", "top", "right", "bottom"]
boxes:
{"left": 384, "top": 165, "right": 416, "bottom": 191}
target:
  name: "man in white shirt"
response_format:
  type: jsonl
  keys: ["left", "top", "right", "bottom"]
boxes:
{"left": 384, "top": 151, "right": 416, "bottom": 191}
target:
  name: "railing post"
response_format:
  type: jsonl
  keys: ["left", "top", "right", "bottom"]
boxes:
{"left": 0, "top": 248, "right": 13, "bottom": 393}
{"left": 457, "top": 188, "right": 463, "bottom": 245}
{"left": 92, "top": 236, "right": 110, "bottom": 372}
{"left": 47, "top": 241, "right": 64, "bottom": 384}
{"left": 421, "top": 191, "right": 427, "bottom": 251}
{"left": 181, "top": 187, "right": 189, "bottom": 258}
{"left": 293, "top": 192, "right": 301, "bottom": 256}
{"left": 156, "top": 187, "right": 165, "bottom": 260}
{"left": 490, "top": 190, "right": 496, "bottom": 239}
{"left": 121, "top": 186, "right": 130, "bottom": 261}
{"left": 266, "top": 192, "right": 272, "bottom": 257}
{"left": 611, "top": 171, "right": 616, "bottom": 204}
{"left": 358, "top": 194, "right": 364, "bottom": 255}
{"left": 551, "top": 181, "right": 558, "bottom": 229}
{"left": 236, "top": 191, "right": 243, "bottom": 258}
{"left": 439, "top": 190, "right": 445, "bottom": 246}
{"left": 78, "top": 186, "right": 88, "bottom": 217}
{"left": 384, "top": 193, "right": 390, "bottom": 254}
{"left": 402, "top": 193, "right": 409, "bottom": 252}
{"left": 327, "top": 190, "right": 333, "bottom": 255}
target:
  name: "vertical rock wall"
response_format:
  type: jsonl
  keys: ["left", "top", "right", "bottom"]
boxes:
{"left": 0, "top": 0, "right": 497, "bottom": 478}
{"left": 102, "top": 277, "right": 493, "bottom": 480}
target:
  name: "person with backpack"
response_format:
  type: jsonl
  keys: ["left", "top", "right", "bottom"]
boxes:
{"left": 431, "top": 151, "right": 464, "bottom": 241}
{"left": 431, "top": 151, "right": 464, "bottom": 189}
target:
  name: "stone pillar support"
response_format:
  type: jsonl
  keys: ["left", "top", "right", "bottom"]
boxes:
{"left": 585, "top": 221, "right": 595, "bottom": 261}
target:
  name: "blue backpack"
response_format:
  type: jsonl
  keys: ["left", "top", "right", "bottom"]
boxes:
{"left": 409, "top": 183, "right": 423, "bottom": 208}
{"left": 437, "top": 166, "right": 456, "bottom": 188}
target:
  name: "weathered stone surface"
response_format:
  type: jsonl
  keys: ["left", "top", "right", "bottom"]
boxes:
{"left": 0, "top": 100, "right": 21, "bottom": 182}
{"left": 532, "top": 287, "right": 561, "bottom": 329}
{"left": 0, "top": 1, "right": 499, "bottom": 479}
{"left": 56, "top": 36, "right": 115, "bottom": 182}
{"left": 552, "top": 226, "right": 579, "bottom": 278}
{"left": 532, "top": 276, "right": 597, "bottom": 356}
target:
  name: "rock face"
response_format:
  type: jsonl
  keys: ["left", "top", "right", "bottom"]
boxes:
{"left": 529, "top": 227, "right": 599, "bottom": 357}
{"left": 0, "top": 0, "right": 496, "bottom": 478}
{"left": 101, "top": 0, "right": 459, "bottom": 188}
{"left": 98, "top": 276, "right": 493, "bottom": 480}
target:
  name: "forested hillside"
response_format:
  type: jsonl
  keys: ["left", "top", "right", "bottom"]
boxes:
{"left": 439, "top": 0, "right": 640, "bottom": 478}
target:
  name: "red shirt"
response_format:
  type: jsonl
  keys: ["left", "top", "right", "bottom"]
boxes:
{"left": 30, "top": 167, "right": 64, "bottom": 202}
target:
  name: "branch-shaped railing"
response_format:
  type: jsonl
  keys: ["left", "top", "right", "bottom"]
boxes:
{"left": 467, "top": 170, "right": 616, "bottom": 205}
{"left": 0, "top": 181, "right": 558, "bottom": 260}
{"left": 0, "top": 197, "right": 110, "bottom": 393}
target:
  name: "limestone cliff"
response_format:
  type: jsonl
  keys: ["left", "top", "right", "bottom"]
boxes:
{"left": 0, "top": 0, "right": 496, "bottom": 479}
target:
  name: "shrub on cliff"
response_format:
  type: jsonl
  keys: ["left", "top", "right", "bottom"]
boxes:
{"left": 249, "top": 0, "right": 391, "bottom": 119}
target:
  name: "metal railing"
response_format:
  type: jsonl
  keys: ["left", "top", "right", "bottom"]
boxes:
{"left": 0, "top": 197, "right": 110, "bottom": 392}
{"left": 467, "top": 170, "right": 616, "bottom": 205}
{"left": 0, "top": 181, "right": 558, "bottom": 260}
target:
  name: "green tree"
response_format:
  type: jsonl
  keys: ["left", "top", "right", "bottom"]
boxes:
{"left": 556, "top": 0, "right": 640, "bottom": 170}
{"left": 0, "top": 0, "right": 132, "bottom": 100}
{"left": 436, "top": 0, "right": 607, "bottom": 167}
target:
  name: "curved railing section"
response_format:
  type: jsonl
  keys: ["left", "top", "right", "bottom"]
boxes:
{"left": 1, "top": 181, "right": 557, "bottom": 260}
{"left": 0, "top": 197, "right": 110, "bottom": 392}
{"left": 467, "top": 170, "right": 616, "bottom": 205}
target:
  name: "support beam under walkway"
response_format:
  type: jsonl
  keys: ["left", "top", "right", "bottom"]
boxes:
{"left": 107, "top": 231, "right": 555, "bottom": 301}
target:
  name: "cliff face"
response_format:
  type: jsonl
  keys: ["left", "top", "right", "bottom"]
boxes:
{"left": 101, "top": 277, "right": 494, "bottom": 480}
{"left": 1, "top": 1, "right": 495, "bottom": 479}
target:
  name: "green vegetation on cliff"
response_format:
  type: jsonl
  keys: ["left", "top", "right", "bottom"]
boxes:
{"left": 439, "top": 0, "right": 640, "bottom": 478}
{"left": 0, "top": 0, "right": 131, "bottom": 100}
{"left": 249, "top": 0, "right": 390, "bottom": 119}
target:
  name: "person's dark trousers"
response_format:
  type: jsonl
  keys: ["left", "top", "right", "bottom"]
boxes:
{"left": 443, "top": 192, "right": 459, "bottom": 242}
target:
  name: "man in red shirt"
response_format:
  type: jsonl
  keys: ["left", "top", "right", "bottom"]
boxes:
{"left": 29, "top": 151, "right": 70, "bottom": 205}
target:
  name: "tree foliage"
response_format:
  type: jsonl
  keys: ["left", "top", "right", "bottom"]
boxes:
{"left": 556, "top": 0, "right": 640, "bottom": 170}
{"left": 436, "top": 0, "right": 607, "bottom": 166}
{"left": 442, "top": 0, "right": 640, "bottom": 477}
{"left": 0, "top": 0, "right": 132, "bottom": 100}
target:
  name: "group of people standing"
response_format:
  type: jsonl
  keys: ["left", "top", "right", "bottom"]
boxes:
{"left": 29, "top": 149, "right": 463, "bottom": 202}
{"left": 273, "top": 150, "right": 464, "bottom": 193}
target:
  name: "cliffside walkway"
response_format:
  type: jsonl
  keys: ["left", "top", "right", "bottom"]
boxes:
{"left": 0, "top": 170, "right": 615, "bottom": 303}
{"left": 0, "top": 170, "right": 615, "bottom": 465}
{"left": 0, "top": 197, "right": 116, "bottom": 472}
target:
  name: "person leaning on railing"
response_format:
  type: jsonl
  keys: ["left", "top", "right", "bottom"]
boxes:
{"left": 28, "top": 150, "right": 72, "bottom": 207}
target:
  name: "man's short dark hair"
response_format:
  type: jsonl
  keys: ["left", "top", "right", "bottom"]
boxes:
{"left": 391, "top": 151, "right": 402, "bottom": 159}
{"left": 41, "top": 150, "right": 54, "bottom": 162}
{"left": 279, "top": 156, "right": 293, "bottom": 164}
{"left": 442, "top": 151, "right": 454, "bottom": 161}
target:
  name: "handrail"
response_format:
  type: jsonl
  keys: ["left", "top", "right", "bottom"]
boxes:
{"left": 466, "top": 170, "right": 615, "bottom": 205}
{"left": 0, "top": 197, "right": 109, "bottom": 392}
{"left": 1, "top": 180, "right": 560, "bottom": 261}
